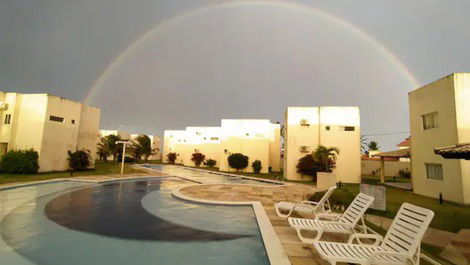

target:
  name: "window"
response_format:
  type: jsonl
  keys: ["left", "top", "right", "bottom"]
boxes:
{"left": 49, "top": 115, "right": 64, "bottom": 123}
{"left": 211, "top": 137, "right": 219, "bottom": 141}
{"left": 341, "top": 126, "right": 355, "bottom": 131}
{"left": 426, "top": 163, "right": 443, "bottom": 180}
{"left": 4, "top": 114, "right": 11, "bottom": 125}
{"left": 422, "top": 112, "right": 438, "bottom": 130}
{"left": 71, "top": 119, "right": 75, "bottom": 124}
{"left": 325, "top": 126, "right": 331, "bottom": 131}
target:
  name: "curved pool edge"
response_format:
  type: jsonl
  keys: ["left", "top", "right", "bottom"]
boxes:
{"left": 137, "top": 164, "right": 292, "bottom": 187}
{"left": 172, "top": 185, "right": 291, "bottom": 265}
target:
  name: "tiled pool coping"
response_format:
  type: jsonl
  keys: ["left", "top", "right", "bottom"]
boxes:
{"left": 137, "top": 164, "right": 289, "bottom": 186}
{"left": 172, "top": 184, "right": 291, "bottom": 265}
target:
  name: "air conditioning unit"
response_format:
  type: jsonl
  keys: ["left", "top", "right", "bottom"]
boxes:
{"left": 300, "top": 119, "right": 310, "bottom": 126}
{"left": 300, "top": 146, "right": 310, "bottom": 153}
{"left": 0, "top": 102, "right": 8, "bottom": 111}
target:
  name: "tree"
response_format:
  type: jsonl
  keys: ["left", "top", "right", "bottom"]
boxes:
{"left": 191, "top": 152, "right": 205, "bottom": 167}
{"left": 130, "top": 134, "right": 153, "bottom": 162}
{"left": 167, "top": 152, "right": 177, "bottom": 164}
{"left": 360, "top": 135, "right": 368, "bottom": 154}
{"left": 97, "top": 134, "right": 123, "bottom": 162}
{"left": 367, "top": 141, "right": 380, "bottom": 151}
{"left": 252, "top": 160, "right": 262, "bottom": 174}
{"left": 204, "top": 159, "right": 217, "bottom": 168}
{"left": 96, "top": 137, "right": 110, "bottom": 161}
{"left": 296, "top": 154, "right": 318, "bottom": 178}
{"left": 68, "top": 150, "right": 91, "bottom": 172}
{"left": 227, "top": 153, "right": 249, "bottom": 172}
{"left": 312, "top": 145, "right": 339, "bottom": 172}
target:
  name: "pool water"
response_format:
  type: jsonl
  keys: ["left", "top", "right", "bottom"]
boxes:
{"left": 0, "top": 178, "right": 270, "bottom": 265}
{"left": 145, "top": 164, "right": 278, "bottom": 185}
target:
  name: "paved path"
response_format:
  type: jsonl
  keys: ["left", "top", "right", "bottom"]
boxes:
{"left": 180, "top": 183, "right": 343, "bottom": 265}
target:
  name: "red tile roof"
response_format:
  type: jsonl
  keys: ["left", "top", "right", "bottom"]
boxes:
{"left": 397, "top": 137, "right": 411, "bottom": 147}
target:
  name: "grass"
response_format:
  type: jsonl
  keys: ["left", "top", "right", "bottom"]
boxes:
{"left": 0, "top": 160, "right": 145, "bottom": 186}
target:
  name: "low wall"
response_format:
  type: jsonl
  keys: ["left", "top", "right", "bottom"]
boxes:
{"left": 361, "top": 160, "right": 410, "bottom": 177}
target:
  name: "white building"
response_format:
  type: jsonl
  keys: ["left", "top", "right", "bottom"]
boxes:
{"left": 162, "top": 119, "right": 281, "bottom": 173}
{"left": 0, "top": 92, "right": 101, "bottom": 172}
{"left": 283, "top": 106, "right": 361, "bottom": 183}
{"left": 409, "top": 73, "right": 470, "bottom": 204}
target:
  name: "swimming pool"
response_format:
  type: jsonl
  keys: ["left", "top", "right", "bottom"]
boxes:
{"left": 144, "top": 164, "right": 280, "bottom": 185}
{"left": 0, "top": 177, "right": 270, "bottom": 265}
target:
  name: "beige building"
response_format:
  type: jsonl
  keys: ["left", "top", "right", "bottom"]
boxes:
{"left": 162, "top": 119, "right": 281, "bottom": 173}
{"left": 0, "top": 92, "right": 100, "bottom": 172}
{"left": 409, "top": 73, "right": 470, "bottom": 204}
{"left": 283, "top": 106, "right": 361, "bottom": 183}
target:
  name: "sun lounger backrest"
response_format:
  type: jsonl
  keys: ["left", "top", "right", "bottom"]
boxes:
{"left": 314, "top": 186, "right": 337, "bottom": 213}
{"left": 381, "top": 203, "right": 434, "bottom": 256}
{"left": 339, "top": 193, "right": 374, "bottom": 225}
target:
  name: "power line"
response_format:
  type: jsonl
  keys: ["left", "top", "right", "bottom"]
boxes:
{"left": 363, "top": 131, "right": 409, "bottom": 137}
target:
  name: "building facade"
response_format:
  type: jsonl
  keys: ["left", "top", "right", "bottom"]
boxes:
{"left": 283, "top": 106, "right": 361, "bottom": 183}
{"left": 409, "top": 73, "right": 470, "bottom": 204}
{"left": 162, "top": 119, "right": 281, "bottom": 173}
{"left": 0, "top": 92, "right": 101, "bottom": 172}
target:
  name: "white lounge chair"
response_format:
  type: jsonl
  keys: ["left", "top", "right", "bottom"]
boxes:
{"left": 274, "top": 186, "right": 337, "bottom": 219}
{"left": 288, "top": 192, "right": 375, "bottom": 244}
{"left": 314, "top": 203, "right": 435, "bottom": 265}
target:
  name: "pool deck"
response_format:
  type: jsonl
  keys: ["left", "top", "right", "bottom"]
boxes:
{"left": 177, "top": 183, "right": 334, "bottom": 265}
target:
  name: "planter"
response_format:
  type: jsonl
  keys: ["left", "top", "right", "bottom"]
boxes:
{"left": 317, "top": 172, "right": 337, "bottom": 190}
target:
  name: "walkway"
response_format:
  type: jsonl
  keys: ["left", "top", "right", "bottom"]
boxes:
{"left": 180, "top": 183, "right": 339, "bottom": 265}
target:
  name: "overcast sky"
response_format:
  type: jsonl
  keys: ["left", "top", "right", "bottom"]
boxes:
{"left": 2, "top": 0, "right": 470, "bottom": 150}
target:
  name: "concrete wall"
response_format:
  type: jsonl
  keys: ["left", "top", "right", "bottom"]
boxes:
{"left": 409, "top": 74, "right": 465, "bottom": 203}
{"left": 163, "top": 120, "right": 280, "bottom": 173}
{"left": 284, "top": 106, "right": 361, "bottom": 183}
{"left": 78, "top": 105, "right": 101, "bottom": 168}
{"left": 453, "top": 74, "right": 470, "bottom": 204}
{"left": 361, "top": 160, "right": 411, "bottom": 177}
{"left": 0, "top": 92, "right": 100, "bottom": 172}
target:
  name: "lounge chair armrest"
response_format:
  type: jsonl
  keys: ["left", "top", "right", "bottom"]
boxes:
{"left": 348, "top": 233, "right": 383, "bottom": 246}
{"left": 301, "top": 200, "right": 319, "bottom": 205}
{"left": 315, "top": 213, "right": 341, "bottom": 221}
{"left": 370, "top": 251, "right": 413, "bottom": 264}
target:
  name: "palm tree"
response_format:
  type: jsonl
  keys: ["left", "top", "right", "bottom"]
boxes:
{"left": 96, "top": 137, "right": 110, "bottom": 161}
{"left": 312, "top": 145, "right": 340, "bottom": 172}
{"left": 130, "top": 134, "right": 153, "bottom": 162}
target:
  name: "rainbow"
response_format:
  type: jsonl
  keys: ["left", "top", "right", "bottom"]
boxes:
{"left": 84, "top": 0, "right": 420, "bottom": 104}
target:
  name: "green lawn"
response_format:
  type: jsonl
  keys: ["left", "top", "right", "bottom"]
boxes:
{"left": 0, "top": 160, "right": 145, "bottom": 186}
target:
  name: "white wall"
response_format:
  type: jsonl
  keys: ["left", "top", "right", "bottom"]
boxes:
{"left": 284, "top": 106, "right": 361, "bottom": 183}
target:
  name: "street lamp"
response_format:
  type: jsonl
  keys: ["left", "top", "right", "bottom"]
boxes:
{"left": 116, "top": 141, "right": 131, "bottom": 175}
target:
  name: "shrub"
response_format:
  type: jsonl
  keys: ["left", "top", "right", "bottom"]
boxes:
{"left": 68, "top": 150, "right": 91, "bottom": 171}
{"left": 124, "top": 156, "right": 136, "bottom": 163}
{"left": 167, "top": 152, "right": 177, "bottom": 164}
{"left": 0, "top": 149, "right": 39, "bottom": 174}
{"left": 398, "top": 169, "right": 411, "bottom": 178}
{"left": 204, "top": 159, "right": 217, "bottom": 168}
{"left": 227, "top": 153, "right": 249, "bottom": 172}
{"left": 252, "top": 160, "right": 262, "bottom": 173}
{"left": 296, "top": 154, "right": 319, "bottom": 179}
{"left": 191, "top": 152, "right": 205, "bottom": 167}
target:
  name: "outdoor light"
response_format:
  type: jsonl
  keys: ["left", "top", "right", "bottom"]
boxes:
{"left": 116, "top": 141, "right": 130, "bottom": 175}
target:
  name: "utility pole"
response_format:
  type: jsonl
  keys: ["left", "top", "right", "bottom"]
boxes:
{"left": 116, "top": 141, "right": 130, "bottom": 175}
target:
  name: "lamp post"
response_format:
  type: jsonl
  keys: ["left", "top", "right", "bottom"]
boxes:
{"left": 116, "top": 141, "right": 130, "bottom": 175}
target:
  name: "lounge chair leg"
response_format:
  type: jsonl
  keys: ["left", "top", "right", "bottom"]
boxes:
{"left": 296, "top": 228, "right": 323, "bottom": 244}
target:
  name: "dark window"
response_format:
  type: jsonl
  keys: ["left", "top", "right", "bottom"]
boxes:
{"left": 325, "top": 126, "right": 330, "bottom": 131}
{"left": 71, "top": 119, "right": 75, "bottom": 124}
{"left": 49, "top": 115, "right": 64, "bottom": 122}
{"left": 4, "top": 114, "right": 11, "bottom": 125}
{"left": 211, "top": 137, "right": 219, "bottom": 140}
{"left": 344, "top": 126, "right": 355, "bottom": 131}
